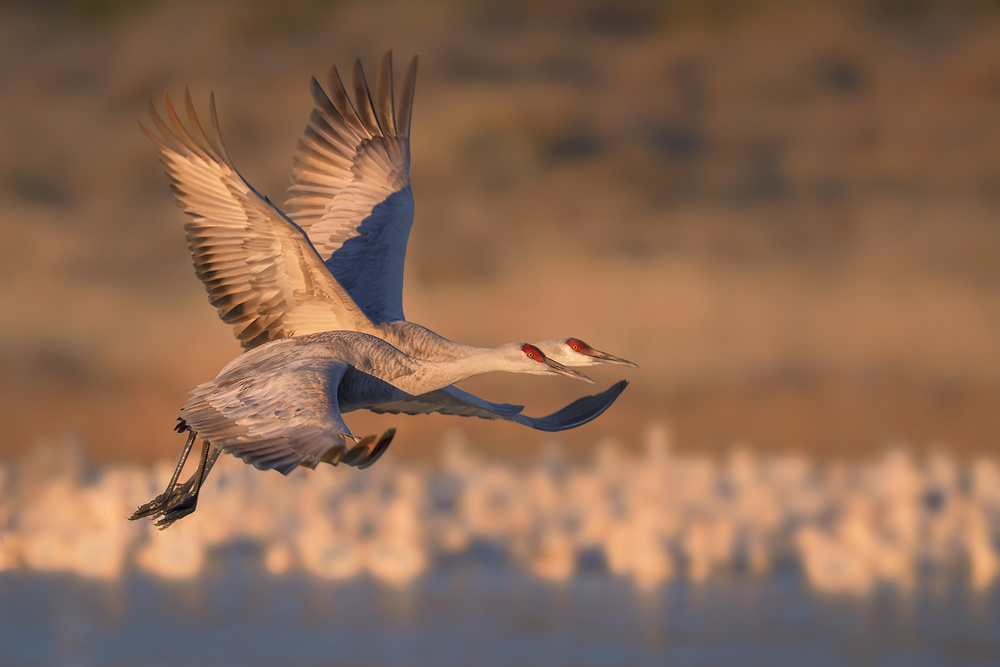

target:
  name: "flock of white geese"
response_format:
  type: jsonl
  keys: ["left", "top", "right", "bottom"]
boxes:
{"left": 127, "top": 51, "right": 636, "bottom": 527}
{"left": 2, "top": 428, "right": 998, "bottom": 596}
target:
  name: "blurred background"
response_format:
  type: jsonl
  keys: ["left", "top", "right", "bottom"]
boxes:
{"left": 2, "top": 0, "right": 1000, "bottom": 664}
{"left": 4, "top": 0, "right": 1000, "bottom": 464}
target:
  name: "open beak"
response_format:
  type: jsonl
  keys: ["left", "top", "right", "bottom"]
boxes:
{"left": 545, "top": 358, "right": 595, "bottom": 383}
{"left": 587, "top": 348, "right": 638, "bottom": 368}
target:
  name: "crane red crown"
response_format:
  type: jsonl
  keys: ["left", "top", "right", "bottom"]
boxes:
{"left": 521, "top": 343, "right": 545, "bottom": 362}
{"left": 566, "top": 338, "right": 591, "bottom": 354}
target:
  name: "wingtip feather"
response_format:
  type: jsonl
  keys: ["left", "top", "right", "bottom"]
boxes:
{"left": 397, "top": 55, "right": 418, "bottom": 138}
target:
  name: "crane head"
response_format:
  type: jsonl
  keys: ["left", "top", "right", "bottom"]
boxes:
{"left": 520, "top": 343, "right": 594, "bottom": 382}
{"left": 548, "top": 338, "right": 639, "bottom": 368}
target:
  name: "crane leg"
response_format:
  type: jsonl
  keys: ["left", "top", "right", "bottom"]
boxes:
{"left": 154, "top": 439, "right": 215, "bottom": 529}
{"left": 130, "top": 429, "right": 197, "bottom": 521}
{"left": 166, "top": 445, "right": 220, "bottom": 500}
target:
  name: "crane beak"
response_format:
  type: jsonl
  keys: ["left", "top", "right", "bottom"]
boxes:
{"left": 545, "top": 358, "right": 595, "bottom": 383}
{"left": 586, "top": 348, "right": 638, "bottom": 368}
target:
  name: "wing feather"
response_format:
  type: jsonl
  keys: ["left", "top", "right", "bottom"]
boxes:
{"left": 396, "top": 57, "right": 417, "bottom": 139}
{"left": 369, "top": 381, "right": 629, "bottom": 432}
{"left": 182, "top": 358, "right": 356, "bottom": 474}
{"left": 351, "top": 58, "right": 382, "bottom": 135}
{"left": 375, "top": 51, "right": 396, "bottom": 136}
{"left": 144, "top": 91, "right": 375, "bottom": 349}
{"left": 285, "top": 52, "right": 418, "bottom": 324}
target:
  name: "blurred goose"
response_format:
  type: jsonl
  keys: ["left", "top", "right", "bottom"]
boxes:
{"left": 131, "top": 331, "right": 591, "bottom": 527}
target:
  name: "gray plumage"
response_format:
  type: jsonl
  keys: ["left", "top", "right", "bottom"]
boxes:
{"left": 181, "top": 331, "right": 591, "bottom": 475}
{"left": 368, "top": 380, "right": 628, "bottom": 432}
{"left": 142, "top": 51, "right": 631, "bottom": 434}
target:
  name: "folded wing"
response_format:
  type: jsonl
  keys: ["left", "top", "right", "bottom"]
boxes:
{"left": 181, "top": 357, "right": 357, "bottom": 474}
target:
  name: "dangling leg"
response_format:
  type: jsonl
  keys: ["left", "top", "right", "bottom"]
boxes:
{"left": 167, "top": 445, "right": 221, "bottom": 501}
{"left": 130, "top": 429, "right": 198, "bottom": 521}
{"left": 198, "top": 445, "right": 221, "bottom": 483}
{"left": 155, "top": 439, "right": 214, "bottom": 528}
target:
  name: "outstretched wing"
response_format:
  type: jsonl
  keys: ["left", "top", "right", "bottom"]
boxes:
{"left": 368, "top": 386, "right": 525, "bottom": 421}
{"left": 143, "top": 90, "right": 373, "bottom": 349}
{"left": 513, "top": 380, "right": 628, "bottom": 432}
{"left": 285, "top": 51, "right": 418, "bottom": 324}
{"left": 369, "top": 381, "right": 629, "bottom": 432}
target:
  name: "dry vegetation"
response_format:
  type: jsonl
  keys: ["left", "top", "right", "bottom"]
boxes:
{"left": 2, "top": 0, "right": 1000, "bottom": 463}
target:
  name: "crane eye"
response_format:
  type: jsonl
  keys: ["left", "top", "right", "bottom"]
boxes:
{"left": 521, "top": 343, "right": 545, "bottom": 362}
{"left": 566, "top": 337, "right": 588, "bottom": 353}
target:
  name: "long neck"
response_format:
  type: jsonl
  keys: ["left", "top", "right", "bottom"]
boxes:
{"left": 374, "top": 321, "right": 491, "bottom": 361}
{"left": 390, "top": 349, "right": 520, "bottom": 395}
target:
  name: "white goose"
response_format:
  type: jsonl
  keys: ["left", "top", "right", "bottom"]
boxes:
{"left": 141, "top": 51, "right": 633, "bottom": 433}
{"left": 131, "top": 331, "right": 591, "bottom": 527}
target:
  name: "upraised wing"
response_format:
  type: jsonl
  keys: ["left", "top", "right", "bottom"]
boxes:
{"left": 369, "top": 381, "right": 629, "bottom": 432}
{"left": 143, "top": 90, "right": 374, "bottom": 349}
{"left": 285, "top": 51, "right": 417, "bottom": 324}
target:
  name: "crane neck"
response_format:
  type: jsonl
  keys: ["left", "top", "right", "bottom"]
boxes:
{"left": 390, "top": 348, "right": 520, "bottom": 395}
{"left": 374, "top": 321, "right": 491, "bottom": 362}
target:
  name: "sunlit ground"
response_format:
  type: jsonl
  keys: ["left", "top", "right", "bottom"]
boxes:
{"left": 2, "top": 425, "right": 998, "bottom": 665}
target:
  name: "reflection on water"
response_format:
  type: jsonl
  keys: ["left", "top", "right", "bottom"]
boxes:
{"left": 1, "top": 425, "right": 999, "bottom": 664}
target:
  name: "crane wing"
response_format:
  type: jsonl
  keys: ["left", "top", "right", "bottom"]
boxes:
{"left": 182, "top": 357, "right": 390, "bottom": 474}
{"left": 368, "top": 386, "right": 526, "bottom": 421}
{"left": 143, "top": 90, "right": 373, "bottom": 349}
{"left": 285, "top": 52, "right": 418, "bottom": 324}
{"left": 368, "top": 381, "right": 629, "bottom": 432}
{"left": 512, "top": 380, "right": 628, "bottom": 432}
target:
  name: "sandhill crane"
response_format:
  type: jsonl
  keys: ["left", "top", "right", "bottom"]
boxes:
{"left": 141, "top": 52, "right": 633, "bottom": 432}
{"left": 535, "top": 338, "right": 636, "bottom": 368}
{"left": 131, "top": 332, "right": 592, "bottom": 527}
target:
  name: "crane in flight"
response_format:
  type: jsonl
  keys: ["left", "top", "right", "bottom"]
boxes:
{"left": 132, "top": 332, "right": 592, "bottom": 527}
{"left": 136, "top": 53, "right": 638, "bottom": 523}
{"left": 141, "top": 51, "right": 634, "bottom": 433}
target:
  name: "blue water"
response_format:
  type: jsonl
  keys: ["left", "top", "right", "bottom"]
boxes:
{"left": 2, "top": 555, "right": 997, "bottom": 667}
